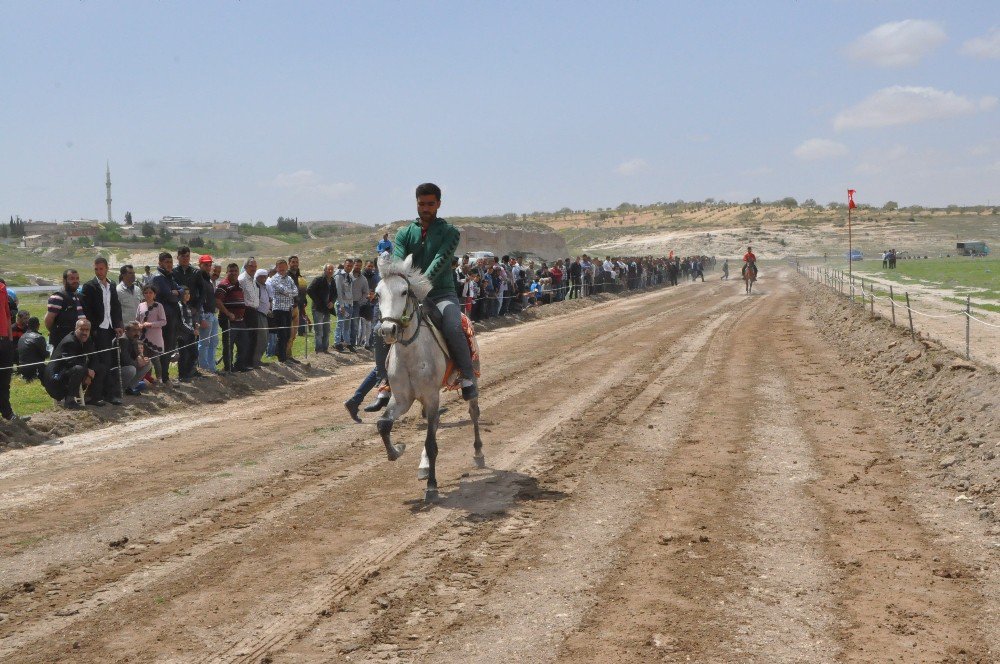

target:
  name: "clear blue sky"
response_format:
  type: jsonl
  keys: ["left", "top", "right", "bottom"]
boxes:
{"left": 2, "top": 1, "right": 998, "bottom": 224}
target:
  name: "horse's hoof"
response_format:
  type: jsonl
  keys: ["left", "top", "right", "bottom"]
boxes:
{"left": 387, "top": 443, "right": 406, "bottom": 461}
{"left": 417, "top": 467, "right": 429, "bottom": 480}
{"left": 424, "top": 487, "right": 439, "bottom": 502}
{"left": 473, "top": 454, "right": 486, "bottom": 469}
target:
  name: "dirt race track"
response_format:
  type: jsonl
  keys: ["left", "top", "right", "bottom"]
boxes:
{"left": 2, "top": 269, "right": 998, "bottom": 663}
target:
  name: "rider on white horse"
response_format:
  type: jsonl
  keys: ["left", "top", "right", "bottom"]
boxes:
{"left": 392, "top": 182, "right": 478, "bottom": 401}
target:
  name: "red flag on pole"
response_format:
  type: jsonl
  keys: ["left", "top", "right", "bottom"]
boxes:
{"left": 848, "top": 189, "right": 857, "bottom": 209}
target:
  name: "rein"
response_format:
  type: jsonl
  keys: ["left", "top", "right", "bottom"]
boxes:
{"left": 379, "top": 276, "right": 423, "bottom": 346}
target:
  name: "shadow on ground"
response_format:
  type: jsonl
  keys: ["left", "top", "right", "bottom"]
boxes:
{"left": 405, "top": 468, "right": 567, "bottom": 517}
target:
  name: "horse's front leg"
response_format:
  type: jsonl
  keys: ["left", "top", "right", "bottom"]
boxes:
{"left": 469, "top": 398, "right": 485, "bottom": 468}
{"left": 378, "top": 390, "right": 414, "bottom": 461}
{"left": 423, "top": 393, "right": 441, "bottom": 501}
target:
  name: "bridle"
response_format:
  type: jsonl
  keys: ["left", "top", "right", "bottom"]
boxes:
{"left": 379, "top": 276, "right": 423, "bottom": 346}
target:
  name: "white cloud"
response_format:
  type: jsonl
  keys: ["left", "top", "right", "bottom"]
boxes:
{"left": 834, "top": 86, "right": 998, "bottom": 130}
{"left": 270, "top": 170, "right": 356, "bottom": 199}
{"left": 793, "top": 139, "right": 849, "bottom": 161}
{"left": 856, "top": 145, "right": 910, "bottom": 175}
{"left": 961, "top": 28, "right": 1000, "bottom": 59}
{"left": 847, "top": 19, "right": 946, "bottom": 67}
{"left": 615, "top": 158, "right": 647, "bottom": 176}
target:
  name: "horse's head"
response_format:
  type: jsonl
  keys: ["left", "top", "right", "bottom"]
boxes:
{"left": 376, "top": 254, "right": 432, "bottom": 344}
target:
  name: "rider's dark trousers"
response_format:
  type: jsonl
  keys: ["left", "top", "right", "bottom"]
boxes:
{"left": 426, "top": 292, "right": 474, "bottom": 381}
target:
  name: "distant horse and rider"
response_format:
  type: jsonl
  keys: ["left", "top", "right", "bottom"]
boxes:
{"left": 741, "top": 245, "right": 758, "bottom": 294}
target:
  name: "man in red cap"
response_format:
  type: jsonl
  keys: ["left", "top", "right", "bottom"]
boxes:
{"left": 197, "top": 254, "right": 220, "bottom": 374}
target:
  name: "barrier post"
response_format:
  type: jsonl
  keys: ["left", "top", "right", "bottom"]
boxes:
{"left": 889, "top": 285, "right": 896, "bottom": 326}
{"left": 304, "top": 316, "right": 309, "bottom": 361}
{"left": 966, "top": 296, "right": 971, "bottom": 360}
{"left": 906, "top": 292, "right": 915, "bottom": 341}
{"left": 115, "top": 339, "right": 125, "bottom": 400}
{"left": 870, "top": 287, "right": 875, "bottom": 317}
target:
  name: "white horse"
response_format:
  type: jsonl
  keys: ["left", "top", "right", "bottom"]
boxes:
{"left": 375, "top": 255, "right": 484, "bottom": 501}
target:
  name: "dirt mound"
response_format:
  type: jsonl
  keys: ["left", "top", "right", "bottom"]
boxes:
{"left": 801, "top": 276, "right": 1000, "bottom": 523}
{"left": 1, "top": 362, "right": 329, "bottom": 450}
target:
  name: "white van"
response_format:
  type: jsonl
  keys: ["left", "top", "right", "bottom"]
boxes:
{"left": 467, "top": 251, "right": 496, "bottom": 262}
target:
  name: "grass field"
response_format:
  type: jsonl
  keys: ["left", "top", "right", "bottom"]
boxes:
{"left": 853, "top": 257, "right": 998, "bottom": 294}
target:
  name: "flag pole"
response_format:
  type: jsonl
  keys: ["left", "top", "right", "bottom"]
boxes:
{"left": 848, "top": 199, "right": 852, "bottom": 284}
{"left": 847, "top": 189, "right": 854, "bottom": 285}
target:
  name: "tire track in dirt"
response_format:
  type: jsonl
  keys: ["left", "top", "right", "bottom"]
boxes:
{"left": 771, "top": 282, "right": 993, "bottom": 662}
{"left": 714, "top": 369, "right": 840, "bottom": 662}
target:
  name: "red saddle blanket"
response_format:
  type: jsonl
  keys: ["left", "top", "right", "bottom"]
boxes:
{"left": 442, "top": 313, "right": 481, "bottom": 390}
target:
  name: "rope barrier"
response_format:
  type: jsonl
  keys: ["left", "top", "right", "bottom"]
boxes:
{"left": 1, "top": 275, "right": 682, "bottom": 373}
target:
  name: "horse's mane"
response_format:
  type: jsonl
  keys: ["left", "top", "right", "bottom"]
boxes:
{"left": 378, "top": 255, "right": 433, "bottom": 300}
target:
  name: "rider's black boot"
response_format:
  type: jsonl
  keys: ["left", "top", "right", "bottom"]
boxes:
{"left": 364, "top": 393, "right": 390, "bottom": 412}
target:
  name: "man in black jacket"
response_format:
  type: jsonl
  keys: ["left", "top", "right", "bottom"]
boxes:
{"left": 173, "top": 246, "right": 205, "bottom": 379}
{"left": 81, "top": 257, "right": 123, "bottom": 403}
{"left": 150, "top": 252, "right": 181, "bottom": 384}
{"left": 17, "top": 317, "right": 48, "bottom": 382}
{"left": 307, "top": 263, "right": 336, "bottom": 353}
{"left": 44, "top": 319, "right": 117, "bottom": 409}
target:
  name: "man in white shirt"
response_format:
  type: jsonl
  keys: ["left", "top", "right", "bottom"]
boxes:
{"left": 116, "top": 264, "right": 142, "bottom": 324}
{"left": 333, "top": 259, "right": 354, "bottom": 352}
{"left": 238, "top": 257, "right": 261, "bottom": 368}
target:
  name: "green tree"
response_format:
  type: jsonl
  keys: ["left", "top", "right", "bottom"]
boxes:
{"left": 780, "top": 197, "right": 798, "bottom": 208}
{"left": 141, "top": 221, "right": 155, "bottom": 237}
{"left": 883, "top": 201, "right": 899, "bottom": 211}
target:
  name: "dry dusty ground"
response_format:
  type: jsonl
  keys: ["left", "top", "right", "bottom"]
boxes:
{"left": 1, "top": 269, "right": 997, "bottom": 663}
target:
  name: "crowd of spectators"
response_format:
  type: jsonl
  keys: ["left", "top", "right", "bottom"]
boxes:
{"left": 0, "top": 244, "right": 715, "bottom": 421}
{"left": 454, "top": 253, "right": 716, "bottom": 320}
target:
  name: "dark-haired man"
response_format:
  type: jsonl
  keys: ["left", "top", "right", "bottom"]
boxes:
{"left": 117, "top": 264, "right": 142, "bottom": 323}
{"left": 308, "top": 263, "right": 336, "bottom": 353}
{"left": 393, "top": 183, "right": 477, "bottom": 400}
{"left": 216, "top": 262, "right": 248, "bottom": 372}
{"left": 81, "top": 256, "right": 124, "bottom": 404}
{"left": 150, "top": 251, "right": 181, "bottom": 384}
{"left": 45, "top": 269, "right": 87, "bottom": 348}
{"left": 173, "top": 246, "right": 204, "bottom": 379}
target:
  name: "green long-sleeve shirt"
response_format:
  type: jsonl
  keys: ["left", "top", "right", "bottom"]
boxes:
{"left": 393, "top": 217, "right": 460, "bottom": 298}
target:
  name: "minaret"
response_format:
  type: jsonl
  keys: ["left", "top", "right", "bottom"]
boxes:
{"left": 105, "top": 161, "right": 113, "bottom": 223}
